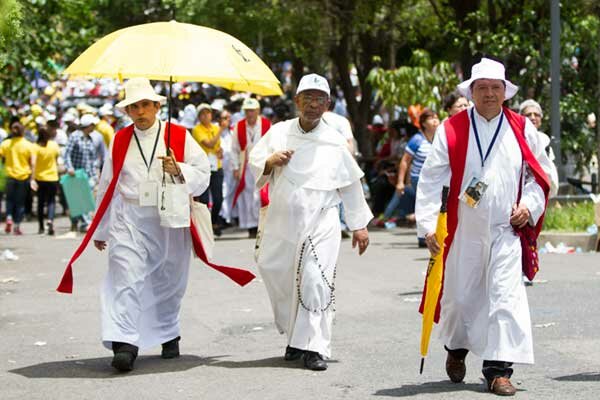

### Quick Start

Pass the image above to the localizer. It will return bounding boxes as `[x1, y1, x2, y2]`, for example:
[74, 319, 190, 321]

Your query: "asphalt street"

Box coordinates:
[1, 218, 599, 400]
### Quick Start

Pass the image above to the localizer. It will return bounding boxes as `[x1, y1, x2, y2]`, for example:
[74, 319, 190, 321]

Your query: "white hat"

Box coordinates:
[99, 103, 114, 117]
[296, 73, 330, 96]
[116, 77, 166, 108]
[197, 103, 212, 114]
[62, 113, 79, 124]
[80, 114, 99, 127]
[210, 99, 226, 112]
[457, 58, 518, 100]
[242, 97, 260, 110]
[35, 116, 47, 125]
[179, 104, 197, 129]
[372, 115, 384, 125]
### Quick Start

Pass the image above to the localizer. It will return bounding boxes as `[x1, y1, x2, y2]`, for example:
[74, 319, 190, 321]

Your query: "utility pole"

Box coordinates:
[550, 0, 563, 180]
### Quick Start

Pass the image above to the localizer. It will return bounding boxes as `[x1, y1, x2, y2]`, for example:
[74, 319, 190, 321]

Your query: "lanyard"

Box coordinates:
[470, 108, 503, 168]
[133, 120, 161, 173]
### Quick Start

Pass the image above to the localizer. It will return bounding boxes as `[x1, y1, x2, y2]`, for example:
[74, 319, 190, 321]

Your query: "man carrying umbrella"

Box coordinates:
[415, 58, 554, 395]
[58, 77, 211, 372]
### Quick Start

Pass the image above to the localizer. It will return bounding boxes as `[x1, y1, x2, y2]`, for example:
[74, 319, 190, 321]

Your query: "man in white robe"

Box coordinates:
[231, 98, 271, 238]
[249, 74, 372, 371]
[92, 78, 211, 372]
[416, 58, 554, 395]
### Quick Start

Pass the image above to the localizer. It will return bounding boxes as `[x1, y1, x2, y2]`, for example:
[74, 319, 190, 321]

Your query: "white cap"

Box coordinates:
[116, 77, 166, 108]
[242, 98, 260, 110]
[80, 114, 99, 127]
[372, 115, 384, 125]
[99, 103, 114, 117]
[35, 116, 47, 125]
[296, 73, 330, 96]
[457, 58, 518, 100]
[197, 103, 212, 114]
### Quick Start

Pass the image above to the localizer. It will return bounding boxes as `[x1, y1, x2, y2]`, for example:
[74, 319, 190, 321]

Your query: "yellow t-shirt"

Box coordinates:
[33, 140, 60, 181]
[96, 120, 115, 147]
[0, 136, 34, 180]
[192, 123, 222, 170]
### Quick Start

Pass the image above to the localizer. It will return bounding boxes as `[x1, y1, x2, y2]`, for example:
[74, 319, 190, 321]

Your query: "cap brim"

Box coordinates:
[116, 94, 166, 109]
[456, 78, 519, 100]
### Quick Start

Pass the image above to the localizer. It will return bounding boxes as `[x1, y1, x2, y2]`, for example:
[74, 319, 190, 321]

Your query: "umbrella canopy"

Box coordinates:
[419, 186, 449, 373]
[64, 20, 282, 96]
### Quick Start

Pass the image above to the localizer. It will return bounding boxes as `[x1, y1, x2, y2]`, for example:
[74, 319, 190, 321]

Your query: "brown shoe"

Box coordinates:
[489, 377, 516, 396]
[445, 352, 466, 383]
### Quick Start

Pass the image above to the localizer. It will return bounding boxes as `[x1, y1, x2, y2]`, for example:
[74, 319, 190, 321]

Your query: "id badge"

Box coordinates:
[460, 176, 488, 208]
[139, 181, 158, 206]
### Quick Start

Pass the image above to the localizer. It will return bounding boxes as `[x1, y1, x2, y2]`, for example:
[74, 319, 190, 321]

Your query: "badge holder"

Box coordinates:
[459, 176, 488, 208]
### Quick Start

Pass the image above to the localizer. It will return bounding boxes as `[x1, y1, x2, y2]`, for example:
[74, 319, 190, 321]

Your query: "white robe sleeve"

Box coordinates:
[338, 181, 373, 231]
[416, 124, 451, 238]
[248, 129, 276, 189]
[520, 120, 552, 225]
[179, 131, 211, 197]
[92, 139, 115, 242]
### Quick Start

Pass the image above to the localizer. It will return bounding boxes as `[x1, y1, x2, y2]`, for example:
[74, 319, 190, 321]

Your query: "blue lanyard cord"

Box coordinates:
[470, 108, 504, 168]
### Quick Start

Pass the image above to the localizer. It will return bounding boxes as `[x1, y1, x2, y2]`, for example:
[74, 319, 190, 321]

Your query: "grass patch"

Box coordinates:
[543, 201, 595, 232]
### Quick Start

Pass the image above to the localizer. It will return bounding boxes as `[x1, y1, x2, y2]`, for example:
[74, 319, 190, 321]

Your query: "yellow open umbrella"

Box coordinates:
[419, 186, 449, 373]
[64, 20, 282, 96]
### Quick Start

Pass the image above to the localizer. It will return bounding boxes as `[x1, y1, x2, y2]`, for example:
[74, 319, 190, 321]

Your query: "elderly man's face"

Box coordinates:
[294, 89, 330, 124]
[245, 108, 259, 125]
[471, 79, 505, 118]
[126, 100, 160, 130]
[522, 106, 542, 129]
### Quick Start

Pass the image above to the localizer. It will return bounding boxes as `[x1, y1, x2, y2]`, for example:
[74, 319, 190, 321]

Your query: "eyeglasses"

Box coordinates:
[300, 94, 328, 105]
[524, 112, 542, 118]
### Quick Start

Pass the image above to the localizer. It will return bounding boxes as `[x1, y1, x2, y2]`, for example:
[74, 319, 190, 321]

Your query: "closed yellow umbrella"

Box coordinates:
[64, 20, 282, 96]
[419, 186, 449, 373]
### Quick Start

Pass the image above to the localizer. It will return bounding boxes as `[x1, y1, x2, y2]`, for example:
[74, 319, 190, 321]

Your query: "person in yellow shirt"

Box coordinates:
[0, 118, 35, 235]
[191, 103, 224, 236]
[31, 126, 60, 235]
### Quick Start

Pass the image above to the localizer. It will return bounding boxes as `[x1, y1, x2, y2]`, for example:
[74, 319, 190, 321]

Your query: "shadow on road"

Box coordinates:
[210, 356, 338, 370]
[374, 380, 486, 397]
[553, 372, 600, 382]
[9, 354, 219, 379]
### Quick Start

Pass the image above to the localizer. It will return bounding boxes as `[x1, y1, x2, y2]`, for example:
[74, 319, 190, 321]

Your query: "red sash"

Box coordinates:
[418, 107, 550, 323]
[232, 117, 271, 208]
[57, 122, 255, 294]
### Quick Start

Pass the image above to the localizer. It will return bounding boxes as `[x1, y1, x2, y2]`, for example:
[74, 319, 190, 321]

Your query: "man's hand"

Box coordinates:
[264, 150, 294, 175]
[352, 228, 370, 255]
[425, 231, 441, 256]
[30, 180, 38, 192]
[396, 182, 405, 196]
[94, 240, 107, 251]
[158, 153, 181, 176]
[510, 203, 530, 228]
[233, 169, 240, 180]
[68, 169, 75, 176]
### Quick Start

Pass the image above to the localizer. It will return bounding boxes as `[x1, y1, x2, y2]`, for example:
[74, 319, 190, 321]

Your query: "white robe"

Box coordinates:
[416, 107, 554, 364]
[219, 128, 236, 223]
[231, 119, 265, 229]
[249, 118, 372, 358]
[93, 119, 210, 350]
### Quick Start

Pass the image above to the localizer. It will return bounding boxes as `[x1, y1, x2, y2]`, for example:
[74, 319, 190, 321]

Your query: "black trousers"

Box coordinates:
[36, 180, 58, 228]
[446, 347, 514, 381]
[195, 169, 224, 225]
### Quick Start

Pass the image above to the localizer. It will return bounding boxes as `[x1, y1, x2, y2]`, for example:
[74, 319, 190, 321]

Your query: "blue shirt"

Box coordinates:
[405, 132, 432, 181]
[64, 130, 98, 181]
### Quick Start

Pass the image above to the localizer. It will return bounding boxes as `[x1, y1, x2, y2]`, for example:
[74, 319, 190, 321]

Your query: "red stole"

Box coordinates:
[419, 107, 550, 323]
[57, 122, 255, 294]
[232, 116, 271, 208]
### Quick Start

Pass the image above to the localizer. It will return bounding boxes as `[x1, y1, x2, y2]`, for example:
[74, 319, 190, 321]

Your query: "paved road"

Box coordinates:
[1, 218, 599, 399]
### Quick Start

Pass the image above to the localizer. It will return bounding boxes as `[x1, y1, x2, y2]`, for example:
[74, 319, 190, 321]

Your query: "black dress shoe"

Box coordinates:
[446, 352, 467, 383]
[161, 336, 180, 359]
[111, 342, 138, 372]
[284, 345, 304, 361]
[303, 351, 327, 371]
